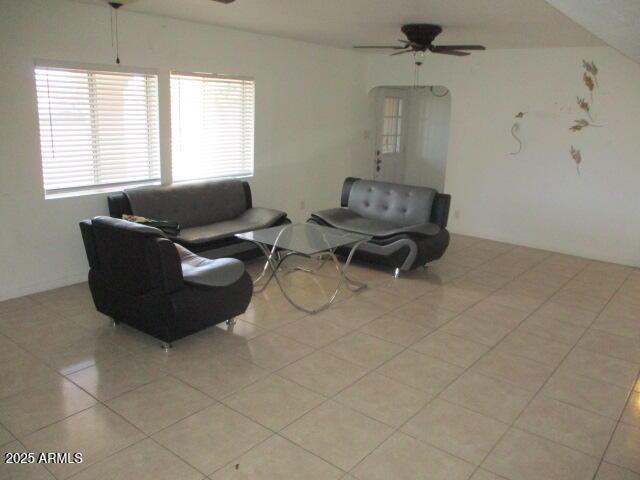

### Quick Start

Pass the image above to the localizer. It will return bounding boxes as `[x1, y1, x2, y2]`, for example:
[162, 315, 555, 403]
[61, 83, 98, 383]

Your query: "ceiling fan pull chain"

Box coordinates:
[110, 7, 114, 49]
[115, 7, 120, 64]
[108, 2, 122, 64]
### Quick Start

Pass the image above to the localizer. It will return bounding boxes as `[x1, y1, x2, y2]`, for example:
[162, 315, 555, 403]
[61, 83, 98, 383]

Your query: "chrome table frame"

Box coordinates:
[247, 228, 368, 314]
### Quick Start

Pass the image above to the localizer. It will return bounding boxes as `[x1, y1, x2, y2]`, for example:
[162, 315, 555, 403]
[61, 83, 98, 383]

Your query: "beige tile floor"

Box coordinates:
[0, 233, 639, 479]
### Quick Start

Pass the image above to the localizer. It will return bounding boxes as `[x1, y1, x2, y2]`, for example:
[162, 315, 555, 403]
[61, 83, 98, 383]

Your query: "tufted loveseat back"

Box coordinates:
[345, 178, 436, 227]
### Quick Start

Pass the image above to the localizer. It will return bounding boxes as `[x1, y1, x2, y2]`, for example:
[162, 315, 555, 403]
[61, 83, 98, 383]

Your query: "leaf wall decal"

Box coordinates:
[510, 112, 526, 155]
[583, 73, 595, 92]
[570, 119, 590, 132]
[570, 145, 582, 175]
[567, 60, 602, 175]
[576, 96, 593, 121]
[583, 60, 599, 86]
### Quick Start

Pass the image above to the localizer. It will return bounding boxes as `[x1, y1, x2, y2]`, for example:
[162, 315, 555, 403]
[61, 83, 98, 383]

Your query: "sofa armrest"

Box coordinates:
[430, 193, 451, 228]
[153, 238, 184, 294]
[107, 192, 132, 219]
[341, 177, 359, 207]
[242, 181, 253, 209]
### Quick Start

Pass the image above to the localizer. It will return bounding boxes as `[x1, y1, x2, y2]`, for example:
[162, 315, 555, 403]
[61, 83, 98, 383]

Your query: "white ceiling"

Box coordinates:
[78, 0, 603, 50]
[545, 0, 640, 63]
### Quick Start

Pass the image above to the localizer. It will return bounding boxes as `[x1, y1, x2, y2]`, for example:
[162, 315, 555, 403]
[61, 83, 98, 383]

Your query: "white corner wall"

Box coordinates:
[0, 0, 371, 301]
[367, 46, 640, 267]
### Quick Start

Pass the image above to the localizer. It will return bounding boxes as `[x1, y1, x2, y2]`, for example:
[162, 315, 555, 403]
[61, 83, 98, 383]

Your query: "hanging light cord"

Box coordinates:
[413, 53, 423, 88]
[109, 2, 122, 64]
[110, 7, 114, 48]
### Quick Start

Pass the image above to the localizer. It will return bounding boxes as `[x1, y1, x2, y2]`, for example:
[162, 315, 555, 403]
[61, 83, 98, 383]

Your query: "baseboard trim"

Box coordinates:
[448, 227, 639, 268]
[0, 271, 88, 303]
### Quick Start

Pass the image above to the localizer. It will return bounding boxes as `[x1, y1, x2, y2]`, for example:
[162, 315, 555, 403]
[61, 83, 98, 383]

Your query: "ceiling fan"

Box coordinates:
[354, 24, 485, 57]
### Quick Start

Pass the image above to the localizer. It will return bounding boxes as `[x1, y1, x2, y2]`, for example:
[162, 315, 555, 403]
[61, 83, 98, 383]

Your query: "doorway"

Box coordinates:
[374, 88, 408, 182]
[371, 85, 451, 191]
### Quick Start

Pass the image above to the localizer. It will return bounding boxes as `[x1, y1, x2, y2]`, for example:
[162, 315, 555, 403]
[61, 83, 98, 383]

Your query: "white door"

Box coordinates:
[374, 88, 407, 182]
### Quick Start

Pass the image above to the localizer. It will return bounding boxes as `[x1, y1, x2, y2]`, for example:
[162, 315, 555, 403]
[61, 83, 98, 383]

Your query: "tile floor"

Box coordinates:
[0, 233, 639, 479]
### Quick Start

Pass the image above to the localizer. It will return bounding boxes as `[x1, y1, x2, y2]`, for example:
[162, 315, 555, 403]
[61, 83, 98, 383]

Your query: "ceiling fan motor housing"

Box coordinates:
[401, 24, 443, 49]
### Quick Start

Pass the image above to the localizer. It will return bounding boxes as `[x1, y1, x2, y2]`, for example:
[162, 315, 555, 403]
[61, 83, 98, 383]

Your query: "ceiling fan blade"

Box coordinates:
[211, 0, 235, 3]
[432, 45, 486, 51]
[390, 49, 413, 56]
[353, 45, 407, 49]
[432, 49, 470, 56]
[398, 39, 424, 49]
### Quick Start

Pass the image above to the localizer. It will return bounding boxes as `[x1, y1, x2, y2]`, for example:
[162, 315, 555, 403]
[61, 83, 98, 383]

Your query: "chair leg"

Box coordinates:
[110, 318, 119, 327]
[393, 267, 401, 279]
[226, 318, 236, 327]
[161, 342, 172, 352]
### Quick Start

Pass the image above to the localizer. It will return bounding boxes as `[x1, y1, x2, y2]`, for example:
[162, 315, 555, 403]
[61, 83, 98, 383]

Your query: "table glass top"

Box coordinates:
[236, 223, 371, 255]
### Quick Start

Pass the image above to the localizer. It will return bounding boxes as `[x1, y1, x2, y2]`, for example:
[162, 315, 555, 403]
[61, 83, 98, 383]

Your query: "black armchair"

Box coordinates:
[79, 216, 253, 348]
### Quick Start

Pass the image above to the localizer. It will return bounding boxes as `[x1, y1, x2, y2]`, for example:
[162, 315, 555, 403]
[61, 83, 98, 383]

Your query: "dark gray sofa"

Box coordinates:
[108, 179, 289, 257]
[309, 177, 451, 273]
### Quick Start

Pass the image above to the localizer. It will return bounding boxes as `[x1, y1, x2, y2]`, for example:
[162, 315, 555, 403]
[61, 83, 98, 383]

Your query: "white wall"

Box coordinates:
[0, 0, 371, 301]
[367, 46, 640, 267]
[403, 87, 451, 191]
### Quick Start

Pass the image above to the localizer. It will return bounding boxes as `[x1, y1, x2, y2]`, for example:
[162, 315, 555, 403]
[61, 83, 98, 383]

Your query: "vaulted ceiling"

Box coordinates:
[545, 0, 640, 63]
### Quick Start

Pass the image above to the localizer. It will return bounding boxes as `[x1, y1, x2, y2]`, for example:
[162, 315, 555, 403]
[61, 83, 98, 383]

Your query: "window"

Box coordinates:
[381, 96, 403, 154]
[35, 64, 160, 197]
[171, 72, 254, 182]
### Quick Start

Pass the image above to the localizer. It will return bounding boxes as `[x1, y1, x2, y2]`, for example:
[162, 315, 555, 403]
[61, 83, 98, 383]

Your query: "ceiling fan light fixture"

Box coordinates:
[353, 24, 485, 60]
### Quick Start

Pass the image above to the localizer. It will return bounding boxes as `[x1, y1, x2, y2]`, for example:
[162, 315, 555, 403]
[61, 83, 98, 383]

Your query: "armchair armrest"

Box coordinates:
[79, 220, 99, 270]
[152, 238, 184, 294]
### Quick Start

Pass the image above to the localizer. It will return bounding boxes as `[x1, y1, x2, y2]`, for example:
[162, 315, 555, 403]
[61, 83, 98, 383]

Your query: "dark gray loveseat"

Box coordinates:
[108, 179, 289, 257]
[309, 177, 450, 273]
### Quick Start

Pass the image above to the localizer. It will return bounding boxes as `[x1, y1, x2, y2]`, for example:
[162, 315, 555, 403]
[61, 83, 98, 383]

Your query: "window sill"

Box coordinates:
[171, 173, 254, 185]
[45, 181, 161, 200]
[44, 173, 254, 200]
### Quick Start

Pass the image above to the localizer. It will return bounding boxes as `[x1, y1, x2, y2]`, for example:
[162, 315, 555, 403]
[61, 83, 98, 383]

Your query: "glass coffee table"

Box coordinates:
[236, 223, 371, 314]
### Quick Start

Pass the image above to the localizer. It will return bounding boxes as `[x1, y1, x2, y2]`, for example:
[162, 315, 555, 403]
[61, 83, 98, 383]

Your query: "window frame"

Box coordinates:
[170, 70, 256, 184]
[34, 60, 161, 199]
[381, 96, 403, 155]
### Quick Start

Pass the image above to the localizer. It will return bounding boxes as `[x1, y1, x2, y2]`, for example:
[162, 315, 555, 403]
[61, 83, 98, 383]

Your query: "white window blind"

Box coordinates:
[35, 65, 160, 196]
[171, 72, 254, 182]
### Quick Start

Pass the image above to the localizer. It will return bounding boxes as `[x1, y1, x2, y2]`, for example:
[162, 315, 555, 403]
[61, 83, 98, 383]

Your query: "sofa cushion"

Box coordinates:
[347, 179, 437, 227]
[125, 179, 247, 228]
[176, 244, 245, 287]
[175, 207, 287, 246]
[311, 208, 441, 238]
